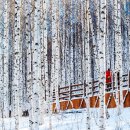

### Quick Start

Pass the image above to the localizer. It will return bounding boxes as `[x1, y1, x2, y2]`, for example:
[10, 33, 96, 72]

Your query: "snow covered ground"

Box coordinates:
[1, 108, 130, 130]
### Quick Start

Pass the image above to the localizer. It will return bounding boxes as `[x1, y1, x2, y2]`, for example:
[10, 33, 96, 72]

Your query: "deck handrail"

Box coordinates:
[53, 72, 130, 101]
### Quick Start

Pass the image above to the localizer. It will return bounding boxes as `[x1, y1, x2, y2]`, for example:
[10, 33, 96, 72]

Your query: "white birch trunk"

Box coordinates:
[70, 0, 74, 86]
[32, 0, 41, 129]
[0, 28, 3, 119]
[114, 0, 123, 129]
[39, 0, 45, 125]
[43, 0, 48, 115]
[51, 0, 60, 112]
[61, 1, 66, 87]
[86, 1, 93, 96]
[98, 0, 107, 129]
[85, 0, 90, 129]
[3, 0, 9, 119]
[25, 0, 33, 129]
[117, 0, 123, 109]
[114, 0, 123, 110]
[19, 0, 25, 117]
[13, 0, 21, 129]
[77, 0, 82, 84]
[0, 2, 4, 127]
[128, 2, 130, 71]
[96, 0, 101, 80]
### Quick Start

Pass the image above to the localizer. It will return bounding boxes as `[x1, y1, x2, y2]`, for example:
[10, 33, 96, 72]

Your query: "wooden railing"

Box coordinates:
[53, 71, 130, 101]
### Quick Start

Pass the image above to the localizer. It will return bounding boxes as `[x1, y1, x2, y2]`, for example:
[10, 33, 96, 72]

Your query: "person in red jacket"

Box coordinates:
[106, 68, 112, 91]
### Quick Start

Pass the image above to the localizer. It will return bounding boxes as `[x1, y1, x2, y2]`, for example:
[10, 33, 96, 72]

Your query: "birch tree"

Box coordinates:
[0, 1, 4, 128]
[54, 0, 60, 112]
[19, 0, 25, 117]
[114, 0, 123, 111]
[61, 0, 66, 87]
[32, 0, 41, 129]
[0, 22, 3, 119]
[114, 0, 123, 129]
[3, 0, 9, 119]
[98, 0, 107, 129]
[39, 0, 45, 125]
[70, 0, 74, 86]
[13, 0, 21, 129]
[42, 0, 47, 113]
[96, 0, 101, 81]
[25, 0, 34, 129]
[84, 0, 91, 129]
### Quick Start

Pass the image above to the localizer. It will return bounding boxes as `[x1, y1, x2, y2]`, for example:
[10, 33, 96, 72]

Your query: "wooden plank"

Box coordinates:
[123, 90, 130, 107]
[71, 83, 83, 87]
[52, 103, 56, 112]
[71, 93, 83, 97]
[105, 93, 116, 108]
[60, 101, 68, 111]
[80, 98, 86, 108]
[59, 91, 69, 94]
[71, 99, 82, 109]
[59, 96, 69, 99]
[122, 74, 128, 77]
[90, 96, 99, 108]
[67, 101, 73, 109]
[71, 88, 83, 92]
[60, 86, 69, 89]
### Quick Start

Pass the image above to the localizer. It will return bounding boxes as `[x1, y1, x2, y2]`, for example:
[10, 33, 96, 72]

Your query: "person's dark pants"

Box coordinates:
[106, 84, 111, 92]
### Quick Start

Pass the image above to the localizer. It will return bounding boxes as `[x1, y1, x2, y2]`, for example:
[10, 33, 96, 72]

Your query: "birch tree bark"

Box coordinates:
[51, 0, 56, 113]
[61, 0, 66, 87]
[39, 0, 45, 125]
[128, 13, 130, 70]
[19, 0, 25, 117]
[117, 0, 123, 109]
[87, 1, 93, 97]
[32, 0, 41, 129]
[8, 0, 15, 118]
[64, 0, 70, 86]
[25, 0, 34, 129]
[114, 0, 123, 129]
[96, 0, 101, 81]
[53, 0, 60, 112]
[0, 1, 4, 127]
[84, 0, 90, 129]
[98, 0, 107, 129]
[3, 0, 9, 119]
[114, 0, 123, 111]
[44, 0, 50, 117]
[13, 0, 21, 129]
[74, 0, 79, 84]
[58, 0, 64, 89]
[0, 22, 3, 119]
[127, 0, 130, 71]
[70, 0, 74, 86]
[77, 0, 82, 84]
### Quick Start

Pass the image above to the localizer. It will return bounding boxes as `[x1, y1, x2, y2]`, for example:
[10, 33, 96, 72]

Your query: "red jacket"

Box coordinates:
[106, 70, 112, 83]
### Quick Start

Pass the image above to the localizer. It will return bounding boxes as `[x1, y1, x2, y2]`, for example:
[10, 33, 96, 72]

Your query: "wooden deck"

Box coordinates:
[52, 72, 130, 112]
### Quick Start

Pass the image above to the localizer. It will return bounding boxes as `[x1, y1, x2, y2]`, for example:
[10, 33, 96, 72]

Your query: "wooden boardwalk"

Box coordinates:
[52, 72, 130, 111]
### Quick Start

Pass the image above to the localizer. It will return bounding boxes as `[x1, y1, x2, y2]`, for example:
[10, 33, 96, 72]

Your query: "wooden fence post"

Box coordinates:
[83, 80, 86, 97]
[129, 71, 130, 88]
[69, 83, 72, 100]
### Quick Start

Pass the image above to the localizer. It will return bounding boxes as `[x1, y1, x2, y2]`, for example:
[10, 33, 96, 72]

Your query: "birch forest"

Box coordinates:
[0, 0, 130, 130]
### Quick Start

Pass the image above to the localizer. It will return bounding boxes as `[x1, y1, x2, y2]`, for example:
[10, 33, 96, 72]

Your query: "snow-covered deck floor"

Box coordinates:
[1, 108, 130, 130]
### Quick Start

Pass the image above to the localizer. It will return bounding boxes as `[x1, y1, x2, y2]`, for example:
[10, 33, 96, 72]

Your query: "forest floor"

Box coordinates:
[0, 108, 130, 130]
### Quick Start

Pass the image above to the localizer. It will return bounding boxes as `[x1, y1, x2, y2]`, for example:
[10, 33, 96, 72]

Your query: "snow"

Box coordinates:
[1, 108, 130, 130]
